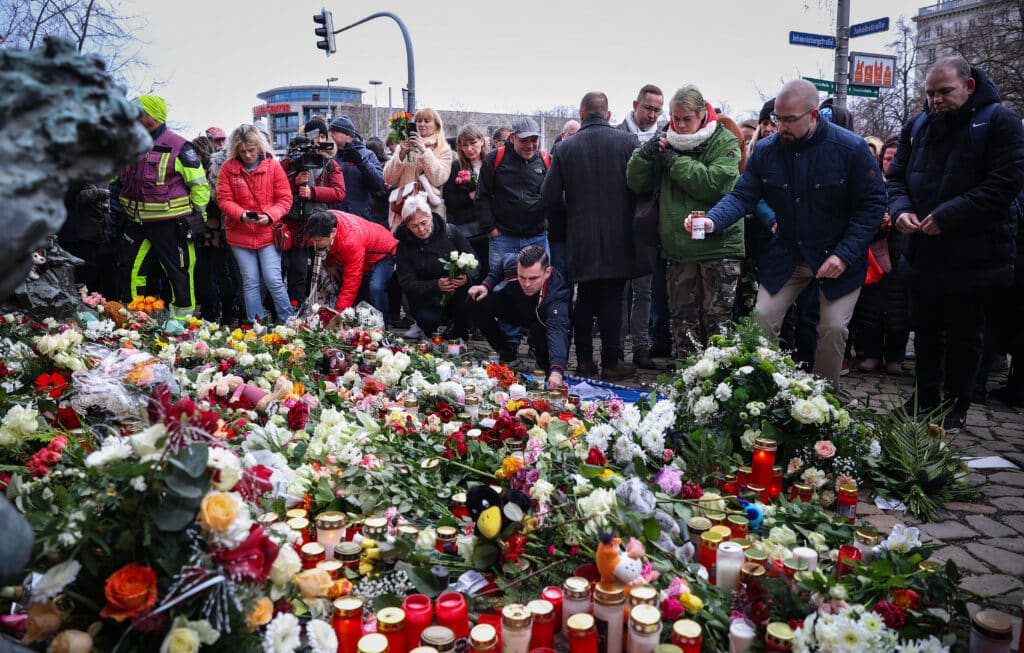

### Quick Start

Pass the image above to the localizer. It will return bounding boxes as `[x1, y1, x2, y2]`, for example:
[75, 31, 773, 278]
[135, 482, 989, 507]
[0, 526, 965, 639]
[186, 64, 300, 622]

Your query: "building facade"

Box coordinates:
[913, 0, 1021, 78]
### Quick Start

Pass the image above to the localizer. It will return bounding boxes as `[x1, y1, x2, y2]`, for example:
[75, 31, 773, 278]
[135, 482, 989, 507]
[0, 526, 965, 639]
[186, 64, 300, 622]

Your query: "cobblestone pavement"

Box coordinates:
[472, 334, 1024, 647]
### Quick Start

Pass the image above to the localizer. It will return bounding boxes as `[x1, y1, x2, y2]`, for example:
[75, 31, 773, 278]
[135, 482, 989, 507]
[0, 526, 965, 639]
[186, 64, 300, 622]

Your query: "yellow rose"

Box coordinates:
[159, 627, 199, 653]
[247, 597, 273, 631]
[295, 568, 333, 600]
[198, 492, 240, 533]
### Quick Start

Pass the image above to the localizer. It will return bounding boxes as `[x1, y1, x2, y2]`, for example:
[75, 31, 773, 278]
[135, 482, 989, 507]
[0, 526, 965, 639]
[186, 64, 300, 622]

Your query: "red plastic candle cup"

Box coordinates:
[478, 612, 502, 652]
[334, 597, 365, 653]
[769, 466, 783, 499]
[436, 591, 470, 640]
[541, 586, 564, 634]
[402, 594, 434, 648]
[836, 544, 861, 577]
[527, 600, 556, 650]
[751, 438, 777, 493]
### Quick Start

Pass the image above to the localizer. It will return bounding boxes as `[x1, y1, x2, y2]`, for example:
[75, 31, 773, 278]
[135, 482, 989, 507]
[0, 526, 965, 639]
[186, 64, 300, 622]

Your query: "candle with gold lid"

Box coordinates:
[470, 623, 497, 653]
[316, 558, 343, 580]
[286, 507, 308, 521]
[287, 516, 311, 545]
[300, 542, 326, 569]
[562, 576, 592, 632]
[626, 604, 661, 653]
[764, 622, 794, 651]
[316, 511, 346, 558]
[464, 396, 480, 420]
[751, 438, 777, 495]
[501, 604, 533, 653]
[671, 619, 702, 653]
[358, 634, 389, 653]
[567, 613, 598, 653]
[363, 516, 388, 540]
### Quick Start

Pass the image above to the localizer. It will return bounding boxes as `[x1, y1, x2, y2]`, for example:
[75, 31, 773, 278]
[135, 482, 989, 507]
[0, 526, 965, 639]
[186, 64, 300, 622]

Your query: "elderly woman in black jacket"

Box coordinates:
[395, 193, 480, 339]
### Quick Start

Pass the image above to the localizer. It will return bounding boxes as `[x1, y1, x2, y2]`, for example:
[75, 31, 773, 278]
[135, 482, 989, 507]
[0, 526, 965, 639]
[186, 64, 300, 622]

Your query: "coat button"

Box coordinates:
[795, 197, 801, 203]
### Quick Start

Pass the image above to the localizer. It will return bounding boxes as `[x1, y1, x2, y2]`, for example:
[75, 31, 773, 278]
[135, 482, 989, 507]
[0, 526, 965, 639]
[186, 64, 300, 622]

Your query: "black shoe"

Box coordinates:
[972, 385, 988, 406]
[633, 347, 659, 370]
[389, 315, 413, 329]
[901, 398, 939, 417]
[941, 411, 967, 434]
[649, 342, 673, 358]
[576, 360, 599, 377]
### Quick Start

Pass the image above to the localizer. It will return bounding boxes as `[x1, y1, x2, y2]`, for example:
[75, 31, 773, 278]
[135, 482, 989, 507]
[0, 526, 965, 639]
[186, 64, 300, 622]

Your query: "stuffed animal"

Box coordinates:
[26, 249, 45, 281]
[465, 485, 531, 540]
[596, 532, 622, 585]
[198, 374, 294, 413]
[613, 537, 645, 585]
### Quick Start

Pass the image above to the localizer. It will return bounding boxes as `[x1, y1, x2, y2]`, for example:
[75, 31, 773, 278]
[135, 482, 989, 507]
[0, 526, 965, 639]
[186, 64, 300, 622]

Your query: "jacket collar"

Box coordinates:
[580, 113, 611, 130]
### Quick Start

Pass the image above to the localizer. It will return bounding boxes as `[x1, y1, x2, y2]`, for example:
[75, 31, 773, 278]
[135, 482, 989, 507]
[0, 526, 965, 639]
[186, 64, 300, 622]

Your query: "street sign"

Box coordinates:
[803, 77, 836, 93]
[851, 17, 890, 38]
[849, 85, 880, 98]
[789, 31, 836, 49]
[850, 51, 897, 87]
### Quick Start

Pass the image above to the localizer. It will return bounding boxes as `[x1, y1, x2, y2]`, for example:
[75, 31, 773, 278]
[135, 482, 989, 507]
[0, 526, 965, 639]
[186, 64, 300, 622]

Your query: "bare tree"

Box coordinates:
[0, 0, 147, 85]
[946, 0, 1024, 114]
[850, 17, 923, 138]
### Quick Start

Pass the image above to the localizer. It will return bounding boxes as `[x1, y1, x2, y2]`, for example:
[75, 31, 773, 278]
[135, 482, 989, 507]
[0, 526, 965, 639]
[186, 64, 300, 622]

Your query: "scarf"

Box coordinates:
[664, 101, 719, 152]
[623, 112, 660, 144]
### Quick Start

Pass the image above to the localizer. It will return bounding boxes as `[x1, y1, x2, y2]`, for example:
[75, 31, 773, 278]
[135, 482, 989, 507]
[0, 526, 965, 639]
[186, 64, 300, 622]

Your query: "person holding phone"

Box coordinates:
[216, 124, 295, 324]
[383, 107, 452, 229]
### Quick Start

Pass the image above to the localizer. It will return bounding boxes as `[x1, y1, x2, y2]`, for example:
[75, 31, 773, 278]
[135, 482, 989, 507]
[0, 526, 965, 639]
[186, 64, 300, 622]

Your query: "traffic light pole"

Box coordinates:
[334, 12, 416, 114]
[833, 0, 851, 110]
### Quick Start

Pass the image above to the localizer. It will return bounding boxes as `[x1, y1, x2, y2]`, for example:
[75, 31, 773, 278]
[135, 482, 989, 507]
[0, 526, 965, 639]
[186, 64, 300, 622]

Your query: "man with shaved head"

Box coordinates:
[696, 79, 886, 386]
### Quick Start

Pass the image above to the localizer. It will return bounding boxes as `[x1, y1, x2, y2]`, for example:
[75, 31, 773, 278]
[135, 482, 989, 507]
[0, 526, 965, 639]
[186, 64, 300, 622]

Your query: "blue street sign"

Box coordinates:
[851, 17, 890, 38]
[789, 31, 837, 49]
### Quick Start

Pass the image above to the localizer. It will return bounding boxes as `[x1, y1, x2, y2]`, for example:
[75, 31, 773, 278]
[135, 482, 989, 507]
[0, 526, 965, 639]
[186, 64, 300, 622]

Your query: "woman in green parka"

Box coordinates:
[626, 84, 742, 356]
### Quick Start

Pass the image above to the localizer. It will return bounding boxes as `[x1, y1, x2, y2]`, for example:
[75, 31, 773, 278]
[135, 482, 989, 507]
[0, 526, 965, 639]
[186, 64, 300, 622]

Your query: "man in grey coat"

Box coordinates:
[542, 91, 641, 380]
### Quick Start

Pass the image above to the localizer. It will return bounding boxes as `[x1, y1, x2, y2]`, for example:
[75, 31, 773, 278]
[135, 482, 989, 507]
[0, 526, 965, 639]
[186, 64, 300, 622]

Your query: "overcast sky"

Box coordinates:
[124, 0, 929, 137]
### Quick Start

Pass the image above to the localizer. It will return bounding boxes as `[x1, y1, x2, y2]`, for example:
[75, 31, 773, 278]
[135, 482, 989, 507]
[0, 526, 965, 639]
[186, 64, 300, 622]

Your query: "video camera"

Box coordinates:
[287, 131, 334, 172]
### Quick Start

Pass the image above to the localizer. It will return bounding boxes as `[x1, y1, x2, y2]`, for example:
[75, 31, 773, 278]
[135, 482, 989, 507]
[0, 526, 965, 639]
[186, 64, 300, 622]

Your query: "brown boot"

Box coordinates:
[633, 347, 659, 370]
[601, 362, 636, 381]
[576, 360, 599, 377]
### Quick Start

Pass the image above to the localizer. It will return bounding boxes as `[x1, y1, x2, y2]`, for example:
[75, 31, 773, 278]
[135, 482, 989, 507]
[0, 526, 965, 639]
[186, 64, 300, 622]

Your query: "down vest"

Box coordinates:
[886, 66, 1024, 294]
[217, 157, 293, 250]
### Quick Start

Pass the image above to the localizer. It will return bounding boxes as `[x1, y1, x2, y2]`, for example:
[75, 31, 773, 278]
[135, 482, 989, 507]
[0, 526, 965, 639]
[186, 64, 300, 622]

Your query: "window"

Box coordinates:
[936, 24, 943, 37]
[273, 114, 299, 130]
[923, 26, 931, 38]
[312, 93, 321, 101]
[928, 48, 936, 63]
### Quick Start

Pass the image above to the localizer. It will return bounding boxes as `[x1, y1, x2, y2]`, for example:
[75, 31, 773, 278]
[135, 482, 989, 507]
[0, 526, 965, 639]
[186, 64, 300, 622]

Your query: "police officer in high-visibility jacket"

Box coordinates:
[112, 95, 210, 319]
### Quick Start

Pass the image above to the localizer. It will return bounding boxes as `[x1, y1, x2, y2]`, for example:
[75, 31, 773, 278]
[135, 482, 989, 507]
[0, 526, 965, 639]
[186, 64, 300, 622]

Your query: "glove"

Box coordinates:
[641, 136, 662, 157]
[340, 147, 362, 164]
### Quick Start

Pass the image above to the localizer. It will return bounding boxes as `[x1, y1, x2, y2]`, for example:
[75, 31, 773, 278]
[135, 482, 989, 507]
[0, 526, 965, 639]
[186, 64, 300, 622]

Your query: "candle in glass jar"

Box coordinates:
[436, 526, 458, 555]
[751, 438, 777, 493]
[716, 541, 745, 592]
[671, 619, 702, 653]
[769, 466, 783, 499]
[837, 482, 858, 524]
[836, 544, 861, 577]
[421, 626, 456, 653]
[567, 613, 598, 653]
[593, 583, 625, 653]
[727, 514, 749, 540]
[300, 542, 326, 569]
[334, 597, 365, 653]
[736, 466, 752, 493]
[316, 511, 346, 558]
[790, 483, 812, 502]
[562, 576, 592, 632]
[527, 599, 556, 650]
[287, 517, 311, 547]
[376, 607, 406, 653]
[451, 492, 469, 520]
[969, 609, 1013, 653]
[359, 633, 389, 653]
[317, 558, 343, 580]
[470, 623, 498, 653]
[699, 531, 723, 581]
[501, 604, 533, 653]
[626, 604, 661, 653]
[853, 528, 880, 563]
[728, 620, 756, 653]
[791, 546, 819, 572]
[447, 340, 462, 357]
[431, 332, 444, 345]
[402, 594, 434, 649]
[764, 622, 794, 651]
[465, 396, 480, 420]
[722, 473, 738, 497]
[686, 516, 711, 551]
[541, 586, 564, 634]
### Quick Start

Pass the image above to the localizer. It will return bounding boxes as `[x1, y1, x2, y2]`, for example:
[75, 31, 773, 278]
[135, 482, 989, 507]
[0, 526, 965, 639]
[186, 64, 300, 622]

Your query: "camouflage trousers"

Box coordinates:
[668, 259, 741, 356]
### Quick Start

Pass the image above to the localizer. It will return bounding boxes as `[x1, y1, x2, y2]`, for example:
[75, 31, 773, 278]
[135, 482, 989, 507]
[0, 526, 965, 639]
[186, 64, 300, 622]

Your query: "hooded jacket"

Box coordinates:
[886, 66, 1024, 294]
[217, 157, 293, 250]
[322, 210, 398, 310]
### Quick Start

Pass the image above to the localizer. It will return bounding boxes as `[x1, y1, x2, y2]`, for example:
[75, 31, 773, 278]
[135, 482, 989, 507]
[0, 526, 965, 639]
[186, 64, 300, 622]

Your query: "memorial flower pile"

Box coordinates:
[0, 305, 975, 651]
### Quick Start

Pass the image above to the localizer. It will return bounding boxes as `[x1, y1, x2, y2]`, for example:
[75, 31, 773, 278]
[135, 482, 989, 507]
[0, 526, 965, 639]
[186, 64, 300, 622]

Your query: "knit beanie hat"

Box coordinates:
[758, 98, 775, 124]
[135, 95, 167, 123]
[304, 118, 329, 138]
[329, 116, 358, 137]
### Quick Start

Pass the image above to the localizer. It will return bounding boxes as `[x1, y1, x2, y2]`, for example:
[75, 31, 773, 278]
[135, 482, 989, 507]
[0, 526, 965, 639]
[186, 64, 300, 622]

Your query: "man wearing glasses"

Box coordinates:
[694, 79, 885, 386]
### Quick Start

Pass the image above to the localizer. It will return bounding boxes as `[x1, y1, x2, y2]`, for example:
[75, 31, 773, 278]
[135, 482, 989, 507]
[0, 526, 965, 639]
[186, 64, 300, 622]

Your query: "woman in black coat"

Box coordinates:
[395, 193, 480, 339]
[442, 125, 490, 278]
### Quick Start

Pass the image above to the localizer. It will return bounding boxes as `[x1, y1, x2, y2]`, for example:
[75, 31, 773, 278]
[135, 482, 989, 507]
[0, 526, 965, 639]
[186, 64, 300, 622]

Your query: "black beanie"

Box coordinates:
[758, 98, 776, 124]
[303, 118, 329, 138]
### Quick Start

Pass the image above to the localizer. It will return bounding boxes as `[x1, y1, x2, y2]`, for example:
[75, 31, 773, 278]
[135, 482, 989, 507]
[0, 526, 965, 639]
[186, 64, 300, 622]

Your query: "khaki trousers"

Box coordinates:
[755, 263, 860, 386]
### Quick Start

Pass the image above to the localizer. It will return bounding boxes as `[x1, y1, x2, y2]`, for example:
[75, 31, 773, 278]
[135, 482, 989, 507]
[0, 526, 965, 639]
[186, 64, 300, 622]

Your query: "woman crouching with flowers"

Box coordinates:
[394, 192, 480, 339]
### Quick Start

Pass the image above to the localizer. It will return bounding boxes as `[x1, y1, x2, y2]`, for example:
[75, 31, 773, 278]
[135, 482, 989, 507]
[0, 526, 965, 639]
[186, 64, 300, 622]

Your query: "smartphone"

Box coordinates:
[244, 211, 258, 221]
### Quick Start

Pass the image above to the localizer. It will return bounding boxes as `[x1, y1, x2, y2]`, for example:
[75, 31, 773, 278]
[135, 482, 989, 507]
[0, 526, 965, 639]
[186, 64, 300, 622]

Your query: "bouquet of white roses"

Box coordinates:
[438, 250, 478, 306]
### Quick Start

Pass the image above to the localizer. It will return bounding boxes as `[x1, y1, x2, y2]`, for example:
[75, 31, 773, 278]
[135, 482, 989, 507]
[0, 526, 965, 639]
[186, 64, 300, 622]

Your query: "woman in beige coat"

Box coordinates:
[383, 107, 452, 229]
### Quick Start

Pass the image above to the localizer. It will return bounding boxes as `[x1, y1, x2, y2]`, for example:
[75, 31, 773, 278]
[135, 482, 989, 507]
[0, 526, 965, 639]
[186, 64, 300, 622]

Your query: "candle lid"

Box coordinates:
[470, 623, 497, 648]
[501, 603, 533, 628]
[420, 626, 456, 647]
[286, 516, 309, 530]
[376, 606, 405, 631]
[594, 581, 626, 605]
[421, 458, 440, 470]
[727, 514, 748, 526]
[709, 525, 732, 540]
[672, 619, 701, 639]
[404, 398, 419, 407]
[436, 525, 458, 540]
[451, 492, 467, 504]
[566, 613, 595, 632]
[705, 510, 726, 523]
[317, 559, 342, 575]
[740, 561, 766, 579]
[655, 646, 682, 653]
[724, 472, 737, 482]
[563, 576, 591, 599]
[363, 516, 388, 530]
[628, 585, 658, 605]
[753, 437, 777, 451]
[686, 516, 712, 531]
[526, 599, 554, 619]
[257, 511, 279, 525]
[316, 511, 346, 529]
[410, 648, 439, 653]
[335, 541, 362, 558]
[855, 528, 880, 544]
[700, 530, 723, 545]
[783, 557, 809, 572]
[465, 396, 480, 405]
[731, 538, 750, 550]
[467, 428, 482, 438]
[358, 634, 389, 653]
[286, 508, 308, 520]
[766, 622, 794, 641]
[793, 482, 812, 492]
[333, 596, 364, 618]
[839, 482, 858, 493]
[541, 586, 563, 600]
[738, 465, 752, 474]
[397, 524, 419, 537]
[972, 610, 1012, 640]
[918, 560, 941, 573]
[301, 542, 325, 556]
[744, 549, 768, 562]
[629, 604, 661, 632]
[746, 484, 765, 494]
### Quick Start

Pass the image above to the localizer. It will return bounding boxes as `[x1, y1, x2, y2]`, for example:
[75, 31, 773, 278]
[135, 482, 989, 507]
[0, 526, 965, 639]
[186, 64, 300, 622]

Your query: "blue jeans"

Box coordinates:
[489, 234, 549, 342]
[231, 244, 294, 323]
[357, 256, 395, 317]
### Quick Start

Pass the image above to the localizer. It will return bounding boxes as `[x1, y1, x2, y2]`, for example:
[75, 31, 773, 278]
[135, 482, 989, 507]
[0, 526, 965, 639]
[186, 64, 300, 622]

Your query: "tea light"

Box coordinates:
[791, 546, 818, 572]
[447, 340, 462, 357]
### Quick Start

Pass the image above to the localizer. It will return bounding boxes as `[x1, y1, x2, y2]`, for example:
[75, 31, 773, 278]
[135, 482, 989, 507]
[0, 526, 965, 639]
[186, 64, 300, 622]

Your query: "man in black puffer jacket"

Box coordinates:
[887, 56, 1024, 432]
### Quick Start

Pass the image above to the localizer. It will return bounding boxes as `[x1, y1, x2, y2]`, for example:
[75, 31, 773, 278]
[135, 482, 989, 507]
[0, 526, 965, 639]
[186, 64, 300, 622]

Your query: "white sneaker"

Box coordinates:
[402, 322, 424, 339]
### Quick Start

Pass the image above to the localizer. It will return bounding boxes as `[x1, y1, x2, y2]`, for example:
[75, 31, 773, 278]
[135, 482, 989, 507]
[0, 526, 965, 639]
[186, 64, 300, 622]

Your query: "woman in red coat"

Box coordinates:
[217, 124, 294, 323]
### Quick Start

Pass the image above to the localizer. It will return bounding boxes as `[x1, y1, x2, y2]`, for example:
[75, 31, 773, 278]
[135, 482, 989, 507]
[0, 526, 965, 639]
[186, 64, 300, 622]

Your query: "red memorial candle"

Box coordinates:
[435, 592, 470, 640]
[751, 438, 777, 496]
[402, 594, 434, 650]
[334, 597, 365, 653]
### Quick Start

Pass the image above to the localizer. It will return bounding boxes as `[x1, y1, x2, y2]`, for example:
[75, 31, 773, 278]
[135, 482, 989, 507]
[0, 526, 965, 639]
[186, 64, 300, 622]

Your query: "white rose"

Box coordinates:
[270, 544, 302, 586]
[160, 627, 200, 653]
[694, 358, 716, 378]
[131, 423, 168, 457]
[530, 479, 556, 504]
[417, 526, 437, 550]
[790, 399, 821, 425]
[3, 405, 39, 437]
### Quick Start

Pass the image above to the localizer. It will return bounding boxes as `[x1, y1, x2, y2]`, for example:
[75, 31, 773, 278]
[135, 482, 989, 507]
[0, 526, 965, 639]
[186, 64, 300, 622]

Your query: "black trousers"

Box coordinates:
[409, 287, 472, 339]
[471, 290, 550, 370]
[282, 245, 310, 304]
[574, 278, 627, 369]
[911, 289, 987, 413]
[119, 219, 197, 309]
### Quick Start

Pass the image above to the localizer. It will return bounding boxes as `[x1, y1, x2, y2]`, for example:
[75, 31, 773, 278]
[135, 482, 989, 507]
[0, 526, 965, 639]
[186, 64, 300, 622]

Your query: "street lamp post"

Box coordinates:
[330, 12, 415, 113]
[369, 80, 382, 138]
[325, 76, 338, 120]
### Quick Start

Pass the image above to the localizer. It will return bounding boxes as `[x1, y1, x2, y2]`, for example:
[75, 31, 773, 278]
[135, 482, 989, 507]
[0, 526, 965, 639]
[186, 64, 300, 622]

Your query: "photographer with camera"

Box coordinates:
[280, 118, 346, 304]
[328, 116, 385, 225]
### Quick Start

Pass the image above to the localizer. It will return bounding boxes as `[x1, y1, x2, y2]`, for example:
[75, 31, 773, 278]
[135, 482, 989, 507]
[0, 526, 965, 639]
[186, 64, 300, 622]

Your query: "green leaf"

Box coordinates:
[642, 517, 661, 542]
[373, 594, 403, 611]
[405, 567, 447, 597]
[472, 541, 501, 569]
[167, 443, 209, 478]
[580, 464, 606, 479]
[164, 469, 205, 499]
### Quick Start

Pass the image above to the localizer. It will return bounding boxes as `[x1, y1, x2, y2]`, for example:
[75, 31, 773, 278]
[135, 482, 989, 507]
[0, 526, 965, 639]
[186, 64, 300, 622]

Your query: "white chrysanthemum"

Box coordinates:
[736, 365, 754, 375]
[801, 467, 827, 488]
[585, 424, 614, 452]
[85, 436, 133, 468]
[715, 382, 733, 401]
[417, 526, 437, 550]
[131, 476, 148, 492]
[30, 560, 80, 604]
[640, 428, 665, 456]
[263, 613, 301, 653]
[611, 435, 642, 465]
[692, 395, 719, 421]
[530, 479, 555, 504]
[791, 398, 821, 424]
[237, 353, 255, 367]
[306, 619, 338, 653]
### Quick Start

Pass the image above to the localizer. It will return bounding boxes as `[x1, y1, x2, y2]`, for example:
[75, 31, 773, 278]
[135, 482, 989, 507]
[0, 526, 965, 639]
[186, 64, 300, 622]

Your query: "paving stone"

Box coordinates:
[930, 545, 990, 574]
[988, 537, 1024, 554]
[992, 496, 1024, 512]
[983, 484, 1023, 497]
[920, 521, 979, 540]
[963, 543, 1024, 576]
[1005, 514, 1024, 535]
[857, 501, 882, 516]
[982, 441, 1024, 454]
[966, 472, 988, 487]
[959, 574, 1024, 598]
[942, 501, 997, 514]
[863, 514, 912, 533]
[965, 515, 1017, 538]
[989, 471, 1024, 486]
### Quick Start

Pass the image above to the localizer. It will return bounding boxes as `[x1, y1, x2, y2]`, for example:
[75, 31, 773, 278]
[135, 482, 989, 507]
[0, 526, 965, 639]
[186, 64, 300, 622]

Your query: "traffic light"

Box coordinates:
[314, 8, 336, 56]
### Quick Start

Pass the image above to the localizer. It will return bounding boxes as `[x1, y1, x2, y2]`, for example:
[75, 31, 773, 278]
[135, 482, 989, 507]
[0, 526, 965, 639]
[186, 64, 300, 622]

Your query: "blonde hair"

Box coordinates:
[670, 85, 706, 114]
[863, 136, 883, 159]
[227, 124, 273, 161]
[414, 107, 451, 156]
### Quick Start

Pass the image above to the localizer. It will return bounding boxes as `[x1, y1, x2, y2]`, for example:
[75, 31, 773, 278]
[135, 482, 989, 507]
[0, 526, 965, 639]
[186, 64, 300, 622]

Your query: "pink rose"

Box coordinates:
[814, 440, 836, 459]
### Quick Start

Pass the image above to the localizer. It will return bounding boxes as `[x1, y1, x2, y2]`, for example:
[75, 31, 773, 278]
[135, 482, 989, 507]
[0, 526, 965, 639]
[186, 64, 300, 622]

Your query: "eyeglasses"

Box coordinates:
[639, 104, 662, 115]
[770, 108, 814, 125]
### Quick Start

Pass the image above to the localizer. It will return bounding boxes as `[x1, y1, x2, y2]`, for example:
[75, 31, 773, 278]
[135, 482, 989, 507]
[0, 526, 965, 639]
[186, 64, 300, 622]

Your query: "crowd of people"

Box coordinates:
[58, 55, 1024, 426]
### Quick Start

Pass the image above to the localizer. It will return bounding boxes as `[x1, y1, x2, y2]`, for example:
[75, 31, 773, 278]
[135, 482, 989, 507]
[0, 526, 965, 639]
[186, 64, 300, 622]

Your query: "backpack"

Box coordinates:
[492, 146, 551, 171]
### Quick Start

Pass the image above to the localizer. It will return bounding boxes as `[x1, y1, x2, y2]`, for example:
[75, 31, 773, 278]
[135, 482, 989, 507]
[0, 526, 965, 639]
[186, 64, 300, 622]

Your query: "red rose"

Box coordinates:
[237, 465, 275, 501]
[585, 448, 607, 467]
[891, 588, 921, 611]
[214, 525, 279, 583]
[660, 597, 685, 622]
[287, 402, 310, 430]
[55, 406, 81, 430]
[872, 600, 906, 629]
[433, 401, 455, 423]
[100, 563, 158, 622]
[679, 482, 704, 500]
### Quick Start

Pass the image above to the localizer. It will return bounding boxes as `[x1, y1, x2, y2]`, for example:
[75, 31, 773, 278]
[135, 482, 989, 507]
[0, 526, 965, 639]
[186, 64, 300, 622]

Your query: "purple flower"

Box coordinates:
[653, 468, 683, 496]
